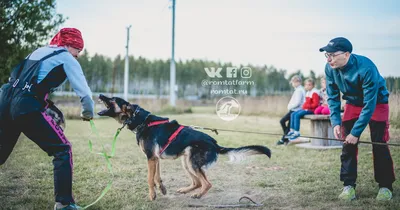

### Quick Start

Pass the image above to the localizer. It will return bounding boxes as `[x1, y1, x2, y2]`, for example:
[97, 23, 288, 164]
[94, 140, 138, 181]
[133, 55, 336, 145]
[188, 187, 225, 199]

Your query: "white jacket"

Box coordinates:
[287, 85, 305, 111]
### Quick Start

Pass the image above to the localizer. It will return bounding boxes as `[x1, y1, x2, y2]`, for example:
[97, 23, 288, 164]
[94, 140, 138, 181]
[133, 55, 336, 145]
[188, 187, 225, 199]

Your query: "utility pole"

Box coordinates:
[124, 25, 132, 101]
[111, 62, 116, 97]
[169, 0, 177, 106]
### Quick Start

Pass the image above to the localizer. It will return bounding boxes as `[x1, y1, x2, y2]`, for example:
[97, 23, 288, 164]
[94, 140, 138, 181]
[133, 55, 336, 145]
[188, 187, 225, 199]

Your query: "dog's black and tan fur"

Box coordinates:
[97, 94, 271, 200]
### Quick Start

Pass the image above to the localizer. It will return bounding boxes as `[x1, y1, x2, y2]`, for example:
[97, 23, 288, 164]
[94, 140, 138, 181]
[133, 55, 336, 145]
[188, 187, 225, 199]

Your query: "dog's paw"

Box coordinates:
[177, 184, 201, 194]
[159, 184, 167, 195]
[177, 187, 188, 194]
[149, 191, 156, 201]
[190, 193, 202, 199]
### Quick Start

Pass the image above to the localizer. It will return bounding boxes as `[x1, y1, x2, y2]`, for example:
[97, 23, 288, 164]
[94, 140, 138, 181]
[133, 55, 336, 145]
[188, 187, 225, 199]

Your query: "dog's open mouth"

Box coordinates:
[97, 94, 113, 116]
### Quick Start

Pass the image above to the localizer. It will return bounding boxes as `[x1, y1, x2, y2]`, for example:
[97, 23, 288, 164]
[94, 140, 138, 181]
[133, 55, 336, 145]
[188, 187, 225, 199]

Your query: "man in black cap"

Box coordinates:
[320, 37, 395, 201]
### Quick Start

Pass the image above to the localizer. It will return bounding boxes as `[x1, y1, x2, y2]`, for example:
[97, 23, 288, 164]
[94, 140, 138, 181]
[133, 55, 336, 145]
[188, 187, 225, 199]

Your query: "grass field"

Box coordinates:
[1, 112, 400, 210]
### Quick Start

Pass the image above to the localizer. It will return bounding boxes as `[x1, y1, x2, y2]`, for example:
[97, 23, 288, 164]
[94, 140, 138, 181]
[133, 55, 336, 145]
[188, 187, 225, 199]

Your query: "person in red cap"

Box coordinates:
[49, 28, 85, 58]
[0, 27, 93, 210]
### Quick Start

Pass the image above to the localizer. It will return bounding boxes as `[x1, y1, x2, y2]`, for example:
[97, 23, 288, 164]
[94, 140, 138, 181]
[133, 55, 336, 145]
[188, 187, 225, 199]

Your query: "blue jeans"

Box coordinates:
[290, 110, 313, 131]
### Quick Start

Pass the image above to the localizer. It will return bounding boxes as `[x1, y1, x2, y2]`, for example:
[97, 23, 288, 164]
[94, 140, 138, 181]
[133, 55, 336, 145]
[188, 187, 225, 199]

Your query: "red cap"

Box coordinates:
[50, 28, 84, 50]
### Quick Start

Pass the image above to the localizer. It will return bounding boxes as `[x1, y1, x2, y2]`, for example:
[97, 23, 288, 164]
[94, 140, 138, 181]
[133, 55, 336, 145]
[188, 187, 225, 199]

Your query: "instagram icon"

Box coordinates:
[241, 67, 252, 78]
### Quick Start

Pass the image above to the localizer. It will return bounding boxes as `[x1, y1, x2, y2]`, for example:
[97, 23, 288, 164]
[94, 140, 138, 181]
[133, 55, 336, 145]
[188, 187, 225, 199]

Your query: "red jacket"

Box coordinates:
[302, 88, 320, 112]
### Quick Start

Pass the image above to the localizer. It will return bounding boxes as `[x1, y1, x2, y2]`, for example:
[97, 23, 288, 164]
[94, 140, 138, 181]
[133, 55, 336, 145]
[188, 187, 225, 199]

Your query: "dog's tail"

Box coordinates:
[217, 145, 271, 161]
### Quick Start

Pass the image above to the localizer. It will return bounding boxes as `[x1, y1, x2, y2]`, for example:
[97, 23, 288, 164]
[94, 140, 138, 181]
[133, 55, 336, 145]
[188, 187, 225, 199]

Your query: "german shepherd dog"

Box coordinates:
[97, 94, 271, 200]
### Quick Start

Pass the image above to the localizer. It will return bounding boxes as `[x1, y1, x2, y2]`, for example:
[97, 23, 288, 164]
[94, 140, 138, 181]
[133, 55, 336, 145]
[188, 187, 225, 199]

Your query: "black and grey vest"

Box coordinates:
[0, 49, 67, 121]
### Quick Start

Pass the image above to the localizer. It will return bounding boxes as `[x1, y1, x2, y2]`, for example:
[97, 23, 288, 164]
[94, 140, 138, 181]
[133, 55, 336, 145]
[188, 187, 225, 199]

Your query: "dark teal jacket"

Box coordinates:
[325, 54, 389, 137]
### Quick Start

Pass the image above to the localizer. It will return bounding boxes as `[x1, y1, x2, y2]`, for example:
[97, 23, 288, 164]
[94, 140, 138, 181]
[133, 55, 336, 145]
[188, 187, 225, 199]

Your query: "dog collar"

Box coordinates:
[119, 105, 147, 132]
[130, 113, 151, 133]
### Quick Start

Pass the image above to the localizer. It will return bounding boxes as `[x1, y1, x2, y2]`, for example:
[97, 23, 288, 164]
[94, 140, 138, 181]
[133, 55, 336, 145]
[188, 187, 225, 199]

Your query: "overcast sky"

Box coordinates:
[57, 0, 400, 76]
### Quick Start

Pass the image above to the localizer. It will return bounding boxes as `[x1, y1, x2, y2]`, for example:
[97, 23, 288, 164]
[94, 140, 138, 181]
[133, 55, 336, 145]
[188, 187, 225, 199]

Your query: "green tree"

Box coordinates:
[0, 0, 65, 84]
[308, 70, 316, 81]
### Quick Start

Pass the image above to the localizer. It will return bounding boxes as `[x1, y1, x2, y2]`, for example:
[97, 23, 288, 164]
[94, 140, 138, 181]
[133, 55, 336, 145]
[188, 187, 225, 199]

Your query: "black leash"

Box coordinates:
[188, 196, 262, 208]
[189, 125, 400, 147]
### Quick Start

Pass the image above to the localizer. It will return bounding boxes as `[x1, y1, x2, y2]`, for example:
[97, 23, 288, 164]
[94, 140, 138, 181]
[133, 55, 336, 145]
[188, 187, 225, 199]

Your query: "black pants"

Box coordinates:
[340, 119, 395, 191]
[279, 111, 293, 140]
[0, 111, 74, 205]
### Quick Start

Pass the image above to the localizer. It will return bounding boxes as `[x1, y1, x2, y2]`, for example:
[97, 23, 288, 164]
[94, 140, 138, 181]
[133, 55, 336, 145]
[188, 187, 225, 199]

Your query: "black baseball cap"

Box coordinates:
[319, 37, 353, 53]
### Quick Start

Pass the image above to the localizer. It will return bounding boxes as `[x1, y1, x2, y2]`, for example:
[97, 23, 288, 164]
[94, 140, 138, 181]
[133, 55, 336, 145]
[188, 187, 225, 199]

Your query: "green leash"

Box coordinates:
[82, 120, 122, 209]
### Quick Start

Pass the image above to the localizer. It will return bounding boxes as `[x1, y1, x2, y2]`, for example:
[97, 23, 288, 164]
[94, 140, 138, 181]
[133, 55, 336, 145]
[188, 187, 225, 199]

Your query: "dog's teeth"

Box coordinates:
[103, 101, 109, 108]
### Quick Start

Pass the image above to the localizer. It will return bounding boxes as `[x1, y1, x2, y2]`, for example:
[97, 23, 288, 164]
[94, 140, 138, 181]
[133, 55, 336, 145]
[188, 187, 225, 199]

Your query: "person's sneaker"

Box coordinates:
[376, 187, 392, 201]
[288, 131, 300, 141]
[276, 139, 286, 145]
[338, 185, 356, 201]
[286, 130, 295, 137]
[54, 202, 82, 210]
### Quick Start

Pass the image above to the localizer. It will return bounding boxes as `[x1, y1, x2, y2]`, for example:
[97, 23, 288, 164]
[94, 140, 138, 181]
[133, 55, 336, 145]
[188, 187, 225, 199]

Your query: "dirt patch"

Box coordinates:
[146, 156, 274, 210]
